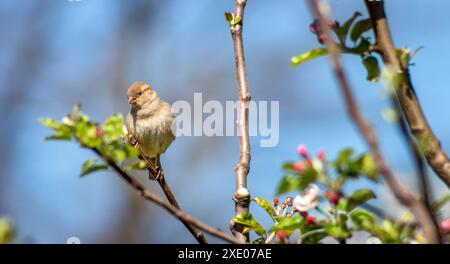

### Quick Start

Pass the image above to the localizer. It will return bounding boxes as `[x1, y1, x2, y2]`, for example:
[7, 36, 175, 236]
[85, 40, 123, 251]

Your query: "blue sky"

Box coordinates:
[1, 0, 450, 243]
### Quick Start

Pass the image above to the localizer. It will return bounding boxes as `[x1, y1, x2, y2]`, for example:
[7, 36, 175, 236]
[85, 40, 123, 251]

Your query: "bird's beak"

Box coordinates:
[128, 97, 136, 105]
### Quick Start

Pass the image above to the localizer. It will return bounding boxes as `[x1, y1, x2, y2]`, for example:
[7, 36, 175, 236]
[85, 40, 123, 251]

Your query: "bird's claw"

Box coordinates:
[128, 134, 140, 149]
[154, 169, 163, 181]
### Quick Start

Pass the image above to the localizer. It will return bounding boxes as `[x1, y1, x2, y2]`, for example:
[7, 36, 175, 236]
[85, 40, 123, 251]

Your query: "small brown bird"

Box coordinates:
[125, 82, 176, 179]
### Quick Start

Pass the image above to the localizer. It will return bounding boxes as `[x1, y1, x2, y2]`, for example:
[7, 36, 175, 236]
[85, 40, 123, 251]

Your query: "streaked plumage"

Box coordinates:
[125, 82, 175, 159]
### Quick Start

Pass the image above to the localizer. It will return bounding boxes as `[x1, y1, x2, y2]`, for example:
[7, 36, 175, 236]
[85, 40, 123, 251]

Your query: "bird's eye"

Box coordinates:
[138, 91, 143, 95]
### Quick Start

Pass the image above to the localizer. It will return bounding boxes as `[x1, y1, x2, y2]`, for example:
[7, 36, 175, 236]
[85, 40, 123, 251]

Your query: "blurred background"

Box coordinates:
[0, 0, 449, 243]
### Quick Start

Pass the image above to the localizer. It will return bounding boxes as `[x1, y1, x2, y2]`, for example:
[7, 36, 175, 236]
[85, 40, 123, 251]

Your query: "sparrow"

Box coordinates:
[125, 82, 176, 179]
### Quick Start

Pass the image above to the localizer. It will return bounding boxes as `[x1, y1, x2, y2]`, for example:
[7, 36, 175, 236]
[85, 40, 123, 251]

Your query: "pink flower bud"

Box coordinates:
[293, 162, 306, 173]
[297, 144, 308, 157]
[277, 230, 287, 240]
[286, 197, 294, 206]
[310, 19, 337, 35]
[309, 19, 320, 33]
[318, 150, 327, 161]
[95, 124, 104, 138]
[318, 34, 329, 44]
[272, 197, 279, 207]
[306, 215, 316, 225]
[325, 189, 341, 205]
[440, 218, 450, 234]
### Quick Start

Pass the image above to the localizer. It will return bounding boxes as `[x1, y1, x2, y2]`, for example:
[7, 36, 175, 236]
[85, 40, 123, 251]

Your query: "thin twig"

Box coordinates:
[308, 0, 440, 243]
[365, 0, 450, 189]
[89, 148, 242, 244]
[138, 152, 208, 244]
[228, 0, 252, 243]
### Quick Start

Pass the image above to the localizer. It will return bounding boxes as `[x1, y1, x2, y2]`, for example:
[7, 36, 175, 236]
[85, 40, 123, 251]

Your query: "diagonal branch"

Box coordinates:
[365, 0, 450, 189]
[227, 0, 252, 243]
[391, 98, 442, 242]
[137, 151, 208, 244]
[89, 147, 242, 244]
[308, 0, 440, 243]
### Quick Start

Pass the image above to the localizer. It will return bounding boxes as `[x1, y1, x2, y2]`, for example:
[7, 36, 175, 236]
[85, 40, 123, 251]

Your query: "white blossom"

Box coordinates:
[293, 184, 320, 212]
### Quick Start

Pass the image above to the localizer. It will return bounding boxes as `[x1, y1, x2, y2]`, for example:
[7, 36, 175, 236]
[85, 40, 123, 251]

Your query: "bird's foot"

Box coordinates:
[153, 159, 163, 181]
[128, 134, 140, 149]
[154, 168, 163, 181]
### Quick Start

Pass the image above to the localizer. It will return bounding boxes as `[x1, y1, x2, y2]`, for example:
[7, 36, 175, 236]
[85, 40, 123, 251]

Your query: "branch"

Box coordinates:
[365, 0, 450, 189]
[227, 0, 252, 243]
[138, 152, 208, 244]
[308, 0, 440, 243]
[89, 148, 242, 244]
[390, 98, 442, 242]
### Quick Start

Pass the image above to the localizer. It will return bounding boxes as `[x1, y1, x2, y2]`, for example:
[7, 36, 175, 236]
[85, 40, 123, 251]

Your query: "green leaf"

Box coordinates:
[76, 121, 101, 148]
[233, 212, 266, 236]
[291, 48, 329, 67]
[382, 220, 402, 242]
[301, 229, 328, 244]
[102, 114, 124, 143]
[362, 56, 381, 82]
[276, 175, 300, 195]
[224, 12, 233, 23]
[40, 118, 72, 140]
[360, 154, 379, 180]
[348, 38, 371, 53]
[337, 198, 349, 211]
[399, 212, 414, 224]
[335, 148, 354, 165]
[233, 16, 241, 25]
[124, 144, 140, 159]
[334, 149, 380, 181]
[271, 216, 304, 232]
[130, 160, 148, 170]
[432, 193, 450, 212]
[350, 19, 372, 42]
[110, 149, 127, 163]
[298, 166, 318, 190]
[350, 208, 378, 230]
[396, 48, 411, 69]
[334, 148, 359, 178]
[276, 166, 318, 195]
[395, 46, 422, 68]
[325, 214, 350, 240]
[253, 197, 276, 219]
[282, 162, 294, 172]
[40, 118, 61, 130]
[345, 189, 376, 211]
[224, 12, 241, 26]
[325, 221, 351, 239]
[252, 237, 265, 244]
[81, 158, 108, 176]
[350, 211, 401, 243]
[336, 12, 362, 42]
